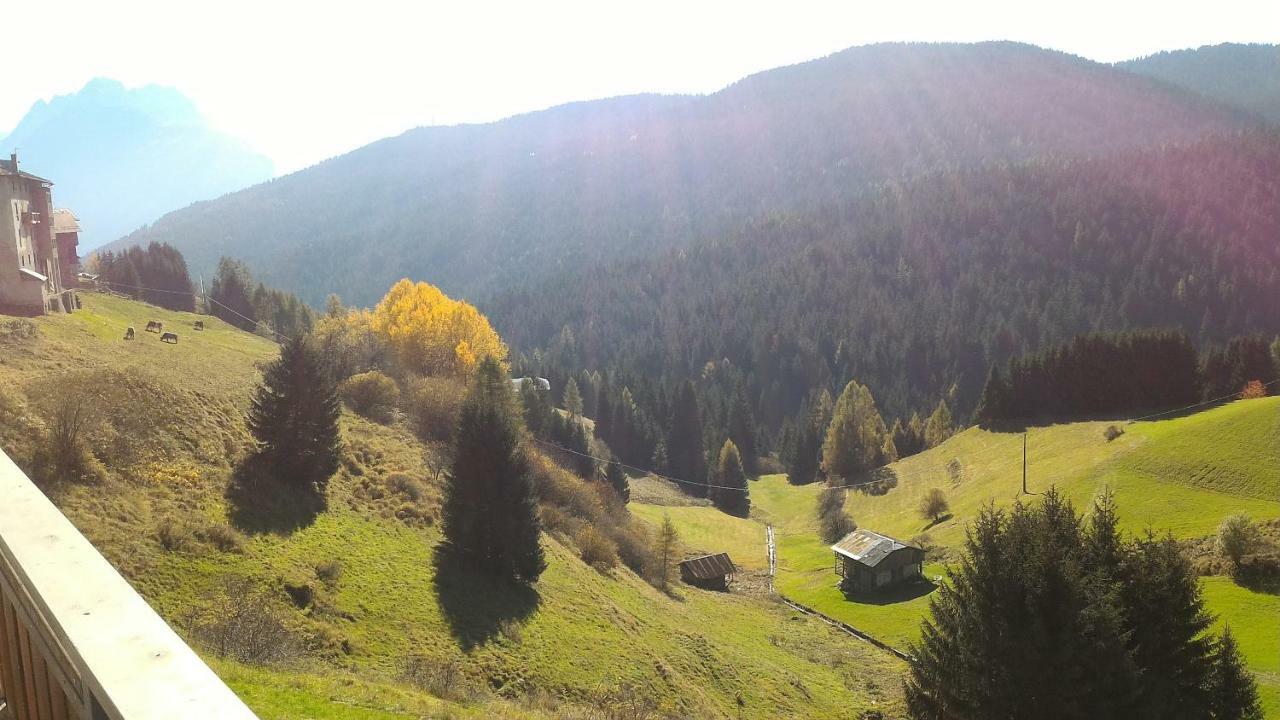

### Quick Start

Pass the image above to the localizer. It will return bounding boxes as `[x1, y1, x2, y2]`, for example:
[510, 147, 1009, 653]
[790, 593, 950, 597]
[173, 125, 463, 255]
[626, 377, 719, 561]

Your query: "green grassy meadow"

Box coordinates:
[0, 293, 907, 719]
[636, 398, 1280, 715]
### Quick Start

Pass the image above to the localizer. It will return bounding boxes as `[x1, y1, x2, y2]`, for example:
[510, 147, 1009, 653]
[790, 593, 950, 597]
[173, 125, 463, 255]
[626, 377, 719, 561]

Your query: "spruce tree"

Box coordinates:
[605, 457, 629, 504]
[822, 380, 895, 481]
[563, 377, 583, 417]
[711, 440, 749, 516]
[441, 357, 546, 584]
[727, 387, 759, 477]
[210, 257, 258, 332]
[974, 365, 1010, 426]
[1208, 628, 1263, 720]
[924, 399, 954, 449]
[666, 381, 708, 497]
[246, 336, 341, 495]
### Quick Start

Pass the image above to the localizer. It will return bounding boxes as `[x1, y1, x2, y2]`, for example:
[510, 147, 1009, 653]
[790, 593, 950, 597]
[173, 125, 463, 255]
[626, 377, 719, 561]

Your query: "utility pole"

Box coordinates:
[1022, 431, 1028, 495]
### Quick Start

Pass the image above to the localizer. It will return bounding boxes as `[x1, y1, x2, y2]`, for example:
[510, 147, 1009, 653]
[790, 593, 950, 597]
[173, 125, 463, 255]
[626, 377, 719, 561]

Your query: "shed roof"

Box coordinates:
[831, 529, 918, 568]
[679, 552, 735, 580]
[18, 267, 47, 283]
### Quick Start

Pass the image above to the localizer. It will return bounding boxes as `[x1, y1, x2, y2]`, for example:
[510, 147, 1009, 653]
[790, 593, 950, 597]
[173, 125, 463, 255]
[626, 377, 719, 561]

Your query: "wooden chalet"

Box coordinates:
[679, 552, 736, 590]
[831, 529, 924, 592]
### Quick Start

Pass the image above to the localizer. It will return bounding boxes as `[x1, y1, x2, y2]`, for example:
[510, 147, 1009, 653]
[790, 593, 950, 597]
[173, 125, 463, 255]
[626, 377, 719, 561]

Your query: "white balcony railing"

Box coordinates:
[0, 448, 258, 720]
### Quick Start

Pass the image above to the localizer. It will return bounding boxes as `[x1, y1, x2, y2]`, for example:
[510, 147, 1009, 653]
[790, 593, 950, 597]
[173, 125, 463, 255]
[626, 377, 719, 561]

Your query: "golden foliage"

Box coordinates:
[372, 279, 507, 377]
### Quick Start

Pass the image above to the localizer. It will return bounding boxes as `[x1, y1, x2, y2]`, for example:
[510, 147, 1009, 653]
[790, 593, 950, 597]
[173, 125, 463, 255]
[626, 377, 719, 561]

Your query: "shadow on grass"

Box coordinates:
[1234, 557, 1280, 595]
[922, 513, 954, 531]
[841, 577, 938, 606]
[433, 545, 541, 651]
[226, 454, 326, 534]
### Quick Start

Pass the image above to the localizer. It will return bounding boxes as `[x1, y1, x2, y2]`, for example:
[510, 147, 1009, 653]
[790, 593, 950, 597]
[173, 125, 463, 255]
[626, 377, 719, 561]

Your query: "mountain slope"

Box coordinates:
[1120, 44, 1280, 125]
[2, 78, 272, 249]
[488, 131, 1280, 423]
[0, 293, 905, 719]
[109, 42, 1248, 306]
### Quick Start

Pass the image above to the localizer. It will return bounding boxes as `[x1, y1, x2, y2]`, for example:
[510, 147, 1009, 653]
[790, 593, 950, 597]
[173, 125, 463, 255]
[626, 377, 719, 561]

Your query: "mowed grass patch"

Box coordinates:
[631, 502, 770, 570]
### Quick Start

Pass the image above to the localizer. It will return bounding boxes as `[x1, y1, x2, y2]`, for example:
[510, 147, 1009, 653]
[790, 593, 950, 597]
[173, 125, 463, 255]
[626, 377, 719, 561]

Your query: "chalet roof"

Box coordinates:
[51, 209, 80, 234]
[831, 529, 917, 568]
[679, 552, 735, 580]
[0, 158, 52, 185]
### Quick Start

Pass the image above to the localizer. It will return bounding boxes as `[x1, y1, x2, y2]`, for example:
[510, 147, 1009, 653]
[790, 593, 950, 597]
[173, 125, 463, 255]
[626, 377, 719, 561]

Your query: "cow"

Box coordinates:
[193, 320, 205, 331]
[124, 326, 135, 340]
[145, 320, 162, 333]
[160, 332, 178, 344]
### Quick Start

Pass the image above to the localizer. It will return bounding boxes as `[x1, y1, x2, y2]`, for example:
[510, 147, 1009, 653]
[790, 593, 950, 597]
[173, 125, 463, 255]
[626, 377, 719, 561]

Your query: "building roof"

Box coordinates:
[679, 552, 736, 580]
[0, 157, 52, 185]
[51, 208, 80, 234]
[831, 529, 918, 568]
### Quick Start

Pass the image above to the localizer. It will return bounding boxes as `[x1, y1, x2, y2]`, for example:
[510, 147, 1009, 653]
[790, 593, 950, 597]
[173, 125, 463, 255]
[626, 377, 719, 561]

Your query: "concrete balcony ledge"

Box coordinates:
[0, 449, 258, 719]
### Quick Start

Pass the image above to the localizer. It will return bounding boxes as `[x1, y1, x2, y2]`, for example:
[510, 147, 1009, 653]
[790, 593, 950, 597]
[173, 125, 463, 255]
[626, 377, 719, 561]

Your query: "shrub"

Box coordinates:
[401, 655, 478, 703]
[0, 318, 38, 343]
[158, 520, 195, 551]
[575, 525, 619, 571]
[919, 487, 950, 523]
[1104, 425, 1125, 442]
[1240, 379, 1267, 400]
[340, 370, 400, 422]
[404, 375, 466, 443]
[315, 559, 344, 586]
[1217, 514, 1259, 567]
[817, 487, 855, 543]
[186, 577, 299, 664]
[201, 523, 246, 553]
[387, 472, 426, 503]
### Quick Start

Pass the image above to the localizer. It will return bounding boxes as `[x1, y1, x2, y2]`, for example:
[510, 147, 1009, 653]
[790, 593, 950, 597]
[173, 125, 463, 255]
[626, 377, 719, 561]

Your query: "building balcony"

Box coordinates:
[0, 449, 258, 720]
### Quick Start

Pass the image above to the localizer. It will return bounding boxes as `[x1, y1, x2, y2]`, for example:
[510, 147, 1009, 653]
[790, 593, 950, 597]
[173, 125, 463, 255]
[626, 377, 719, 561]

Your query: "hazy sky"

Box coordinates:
[6, 0, 1277, 174]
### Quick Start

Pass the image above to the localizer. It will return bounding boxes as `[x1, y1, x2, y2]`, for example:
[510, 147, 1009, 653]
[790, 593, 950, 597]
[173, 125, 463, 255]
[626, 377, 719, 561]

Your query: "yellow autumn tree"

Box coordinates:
[372, 279, 506, 376]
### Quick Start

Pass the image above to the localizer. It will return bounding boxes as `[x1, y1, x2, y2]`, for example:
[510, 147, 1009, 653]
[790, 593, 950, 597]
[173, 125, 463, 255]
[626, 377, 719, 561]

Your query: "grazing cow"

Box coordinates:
[193, 320, 205, 331]
[145, 320, 162, 333]
[160, 332, 178, 344]
[124, 326, 135, 340]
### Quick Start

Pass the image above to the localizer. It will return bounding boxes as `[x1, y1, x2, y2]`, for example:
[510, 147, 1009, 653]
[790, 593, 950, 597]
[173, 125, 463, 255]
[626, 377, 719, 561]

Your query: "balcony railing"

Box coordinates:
[0, 449, 258, 720]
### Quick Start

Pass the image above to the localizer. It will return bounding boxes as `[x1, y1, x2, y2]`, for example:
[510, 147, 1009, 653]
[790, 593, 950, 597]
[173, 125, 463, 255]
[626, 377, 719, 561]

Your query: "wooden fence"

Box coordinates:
[0, 448, 258, 720]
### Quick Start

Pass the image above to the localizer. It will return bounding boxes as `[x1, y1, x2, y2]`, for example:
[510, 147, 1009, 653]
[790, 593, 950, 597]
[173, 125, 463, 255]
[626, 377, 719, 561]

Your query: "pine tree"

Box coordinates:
[924, 399, 954, 449]
[1207, 628, 1263, 720]
[727, 387, 759, 477]
[822, 380, 895, 481]
[654, 514, 679, 591]
[666, 381, 707, 497]
[570, 419, 595, 478]
[247, 336, 342, 495]
[974, 364, 1010, 426]
[711, 440, 749, 516]
[210, 257, 258, 332]
[441, 356, 546, 584]
[563, 377, 583, 417]
[605, 457, 629, 504]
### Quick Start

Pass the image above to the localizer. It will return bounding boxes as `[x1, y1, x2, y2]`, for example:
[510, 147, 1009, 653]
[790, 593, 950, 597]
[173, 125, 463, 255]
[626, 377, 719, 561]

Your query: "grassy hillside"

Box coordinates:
[0, 293, 906, 719]
[634, 398, 1280, 715]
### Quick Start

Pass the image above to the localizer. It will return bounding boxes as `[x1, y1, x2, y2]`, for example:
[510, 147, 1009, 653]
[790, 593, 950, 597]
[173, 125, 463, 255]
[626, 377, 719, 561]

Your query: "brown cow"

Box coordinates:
[124, 326, 135, 340]
[193, 320, 205, 331]
[145, 320, 162, 333]
[160, 332, 178, 344]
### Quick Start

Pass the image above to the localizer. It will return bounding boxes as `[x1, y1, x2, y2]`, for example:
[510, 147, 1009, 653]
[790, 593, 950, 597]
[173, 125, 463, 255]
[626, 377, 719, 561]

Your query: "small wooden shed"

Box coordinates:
[831, 529, 924, 593]
[679, 552, 736, 591]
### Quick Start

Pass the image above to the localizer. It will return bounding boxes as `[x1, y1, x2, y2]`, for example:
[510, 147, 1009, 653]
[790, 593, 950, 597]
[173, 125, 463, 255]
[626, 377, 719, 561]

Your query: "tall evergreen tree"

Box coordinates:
[563, 377, 583, 417]
[727, 387, 759, 477]
[710, 440, 749, 516]
[822, 380, 896, 481]
[605, 457, 629, 504]
[210, 257, 258, 332]
[1208, 628, 1263, 720]
[974, 365, 1010, 427]
[666, 381, 708, 497]
[246, 336, 342, 495]
[441, 357, 546, 584]
[923, 399, 954, 449]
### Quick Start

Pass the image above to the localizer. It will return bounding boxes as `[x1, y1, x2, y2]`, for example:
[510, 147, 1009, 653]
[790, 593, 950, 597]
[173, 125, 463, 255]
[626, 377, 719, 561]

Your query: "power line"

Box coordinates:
[94, 280, 292, 343]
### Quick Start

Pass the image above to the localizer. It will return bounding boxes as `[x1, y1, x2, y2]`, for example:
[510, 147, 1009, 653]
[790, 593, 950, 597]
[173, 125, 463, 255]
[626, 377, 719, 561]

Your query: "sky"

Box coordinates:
[4, 0, 1277, 175]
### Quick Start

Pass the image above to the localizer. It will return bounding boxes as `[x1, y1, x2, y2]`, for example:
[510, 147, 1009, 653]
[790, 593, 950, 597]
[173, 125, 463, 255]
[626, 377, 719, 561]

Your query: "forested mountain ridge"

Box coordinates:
[2, 78, 273, 249]
[109, 42, 1249, 306]
[1120, 43, 1280, 125]
[487, 131, 1280, 426]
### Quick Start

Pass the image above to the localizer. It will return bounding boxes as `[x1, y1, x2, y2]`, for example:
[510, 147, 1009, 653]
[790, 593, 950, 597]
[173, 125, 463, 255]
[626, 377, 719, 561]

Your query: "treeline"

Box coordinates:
[488, 132, 1280, 440]
[96, 242, 195, 312]
[209, 257, 314, 340]
[975, 330, 1279, 425]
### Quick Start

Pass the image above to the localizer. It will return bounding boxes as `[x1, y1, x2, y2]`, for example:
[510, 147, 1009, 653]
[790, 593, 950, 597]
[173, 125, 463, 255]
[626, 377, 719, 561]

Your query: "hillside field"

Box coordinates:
[0, 292, 909, 719]
[633, 398, 1280, 715]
